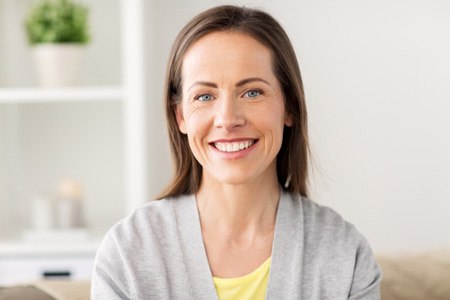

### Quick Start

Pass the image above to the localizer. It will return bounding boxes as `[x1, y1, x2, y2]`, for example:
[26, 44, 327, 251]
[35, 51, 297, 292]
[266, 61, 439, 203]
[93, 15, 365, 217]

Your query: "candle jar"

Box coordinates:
[30, 192, 55, 231]
[54, 179, 85, 228]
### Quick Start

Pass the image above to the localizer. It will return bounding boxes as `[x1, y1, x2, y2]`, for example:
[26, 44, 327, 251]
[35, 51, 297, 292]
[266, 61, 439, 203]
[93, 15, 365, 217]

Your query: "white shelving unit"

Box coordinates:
[0, 0, 148, 284]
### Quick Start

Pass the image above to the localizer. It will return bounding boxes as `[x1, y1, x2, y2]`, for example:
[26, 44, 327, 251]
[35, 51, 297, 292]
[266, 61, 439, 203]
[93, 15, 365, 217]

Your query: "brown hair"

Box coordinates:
[157, 5, 310, 199]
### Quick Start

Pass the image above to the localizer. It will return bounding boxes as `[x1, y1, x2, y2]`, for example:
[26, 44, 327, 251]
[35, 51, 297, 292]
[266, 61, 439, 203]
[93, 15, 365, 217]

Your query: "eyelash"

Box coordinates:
[193, 89, 263, 102]
[194, 94, 213, 102]
[243, 89, 262, 98]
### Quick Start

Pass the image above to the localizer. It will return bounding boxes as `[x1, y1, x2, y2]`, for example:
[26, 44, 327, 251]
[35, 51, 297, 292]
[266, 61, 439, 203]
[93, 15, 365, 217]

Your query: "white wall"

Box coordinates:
[0, 106, 23, 237]
[0, 0, 34, 86]
[145, 0, 450, 253]
[0, 107, 9, 235]
[289, 0, 450, 253]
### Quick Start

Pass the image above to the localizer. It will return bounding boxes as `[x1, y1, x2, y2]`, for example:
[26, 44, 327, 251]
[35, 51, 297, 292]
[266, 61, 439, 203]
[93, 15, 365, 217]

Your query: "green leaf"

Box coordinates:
[24, 0, 90, 45]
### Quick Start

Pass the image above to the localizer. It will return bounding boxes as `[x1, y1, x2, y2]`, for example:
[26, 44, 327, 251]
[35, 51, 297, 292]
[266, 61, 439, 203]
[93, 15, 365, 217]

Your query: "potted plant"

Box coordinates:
[24, 0, 90, 87]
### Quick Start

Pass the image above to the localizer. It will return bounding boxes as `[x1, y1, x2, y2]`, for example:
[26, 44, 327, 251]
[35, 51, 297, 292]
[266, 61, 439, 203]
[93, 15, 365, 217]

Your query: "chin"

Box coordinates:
[208, 170, 260, 186]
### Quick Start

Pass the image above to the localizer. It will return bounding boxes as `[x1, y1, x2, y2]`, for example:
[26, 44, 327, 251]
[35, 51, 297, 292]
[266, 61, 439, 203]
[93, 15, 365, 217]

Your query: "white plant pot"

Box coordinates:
[31, 43, 85, 87]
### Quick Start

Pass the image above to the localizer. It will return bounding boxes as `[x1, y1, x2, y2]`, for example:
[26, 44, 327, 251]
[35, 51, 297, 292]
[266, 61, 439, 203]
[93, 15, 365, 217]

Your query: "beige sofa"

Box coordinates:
[377, 249, 450, 300]
[1, 249, 449, 300]
[0, 280, 90, 300]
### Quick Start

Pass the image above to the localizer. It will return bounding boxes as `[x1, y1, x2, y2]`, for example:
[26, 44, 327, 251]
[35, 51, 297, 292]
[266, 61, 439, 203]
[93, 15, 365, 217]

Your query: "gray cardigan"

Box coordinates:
[91, 191, 381, 299]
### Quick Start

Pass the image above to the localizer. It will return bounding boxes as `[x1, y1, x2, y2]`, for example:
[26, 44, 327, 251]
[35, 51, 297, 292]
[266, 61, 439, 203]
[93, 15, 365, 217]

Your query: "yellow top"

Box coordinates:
[213, 257, 272, 300]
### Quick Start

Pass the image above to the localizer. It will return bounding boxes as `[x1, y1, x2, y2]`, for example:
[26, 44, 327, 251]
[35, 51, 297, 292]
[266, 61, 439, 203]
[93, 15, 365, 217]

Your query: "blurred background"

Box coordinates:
[0, 0, 449, 285]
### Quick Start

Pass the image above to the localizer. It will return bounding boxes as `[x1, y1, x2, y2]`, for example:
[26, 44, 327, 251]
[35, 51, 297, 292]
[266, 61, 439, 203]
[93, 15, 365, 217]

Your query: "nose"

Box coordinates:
[214, 95, 245, 131]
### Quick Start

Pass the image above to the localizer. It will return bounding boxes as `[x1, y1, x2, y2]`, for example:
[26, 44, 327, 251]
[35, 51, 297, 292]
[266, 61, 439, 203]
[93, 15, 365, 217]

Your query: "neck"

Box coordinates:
[195, 173, 280, 237]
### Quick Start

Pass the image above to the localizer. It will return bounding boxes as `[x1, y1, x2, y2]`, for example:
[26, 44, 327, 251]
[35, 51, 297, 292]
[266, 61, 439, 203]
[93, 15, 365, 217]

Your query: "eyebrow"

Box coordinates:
[187, 77, 270, 92]
[188, 81, 218, 92]
[236, 77, 270, 87]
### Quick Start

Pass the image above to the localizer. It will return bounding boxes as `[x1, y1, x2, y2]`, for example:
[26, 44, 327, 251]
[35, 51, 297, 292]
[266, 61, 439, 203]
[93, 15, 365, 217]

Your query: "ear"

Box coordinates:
[284, 113, 293, 127]
[175, 104, 187, 134]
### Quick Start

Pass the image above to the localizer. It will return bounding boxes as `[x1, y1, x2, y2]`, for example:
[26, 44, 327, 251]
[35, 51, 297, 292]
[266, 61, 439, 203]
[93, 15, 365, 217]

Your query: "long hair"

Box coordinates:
[157, 5, 310, 199]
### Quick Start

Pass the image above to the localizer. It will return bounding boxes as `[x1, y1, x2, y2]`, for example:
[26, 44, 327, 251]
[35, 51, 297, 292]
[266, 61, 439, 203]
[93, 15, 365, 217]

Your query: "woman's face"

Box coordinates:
[176, 31, 292, 186]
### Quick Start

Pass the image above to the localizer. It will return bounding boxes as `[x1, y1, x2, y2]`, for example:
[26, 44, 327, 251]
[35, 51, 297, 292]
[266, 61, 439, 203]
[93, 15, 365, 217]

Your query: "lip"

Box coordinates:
[209, 138, 258, 159]
[209, 137, 257, 143]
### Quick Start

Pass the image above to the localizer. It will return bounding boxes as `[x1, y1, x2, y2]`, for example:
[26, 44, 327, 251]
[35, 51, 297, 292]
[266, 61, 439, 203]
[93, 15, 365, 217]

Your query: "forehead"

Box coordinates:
[181, 31, 275, 82]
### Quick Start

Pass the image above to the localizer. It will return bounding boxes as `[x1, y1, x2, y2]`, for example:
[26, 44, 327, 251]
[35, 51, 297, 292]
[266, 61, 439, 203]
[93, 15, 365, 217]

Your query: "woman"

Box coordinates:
[92, 5, 381, 300]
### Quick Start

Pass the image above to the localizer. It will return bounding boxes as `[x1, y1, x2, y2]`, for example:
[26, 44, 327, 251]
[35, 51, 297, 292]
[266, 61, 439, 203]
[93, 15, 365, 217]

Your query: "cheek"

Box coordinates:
[255, 112, 285, 147]
[176, 101, 206, 134]
[183, 111, 209, 141]
[257, 102, 287, 130]
[184, 114, 211, 162]
[267, 107, 288, 145]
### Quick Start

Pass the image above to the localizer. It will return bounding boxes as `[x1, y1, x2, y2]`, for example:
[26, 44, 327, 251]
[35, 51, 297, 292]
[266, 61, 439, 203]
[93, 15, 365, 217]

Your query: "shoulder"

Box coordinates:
[281, 192, 381, 297]
[283, 192, 358, 234]
[281, 192, 370, 255]
[301, 196, 358, 237]
[92, 195, 195, 298]
[102, 195, 194, 251]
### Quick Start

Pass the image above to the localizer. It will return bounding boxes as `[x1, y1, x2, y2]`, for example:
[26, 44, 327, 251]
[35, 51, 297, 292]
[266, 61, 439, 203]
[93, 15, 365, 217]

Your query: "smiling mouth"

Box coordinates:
[212, 140, 257, 153]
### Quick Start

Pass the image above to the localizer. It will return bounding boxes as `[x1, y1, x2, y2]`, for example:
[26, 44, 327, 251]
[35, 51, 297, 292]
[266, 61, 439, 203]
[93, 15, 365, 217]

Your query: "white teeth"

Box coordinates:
[214, 140, 254, 153]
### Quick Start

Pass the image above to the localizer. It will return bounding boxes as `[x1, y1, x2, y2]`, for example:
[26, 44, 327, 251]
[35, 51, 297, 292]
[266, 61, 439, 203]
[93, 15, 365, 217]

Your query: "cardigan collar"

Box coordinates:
[174, 190, 304, 300]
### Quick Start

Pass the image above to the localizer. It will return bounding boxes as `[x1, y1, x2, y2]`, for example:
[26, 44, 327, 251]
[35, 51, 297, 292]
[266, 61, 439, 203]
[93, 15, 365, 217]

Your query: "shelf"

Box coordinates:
[0, 86, 124, 103]
[0, 0, 148, 263]
[0, 237, 101, 257]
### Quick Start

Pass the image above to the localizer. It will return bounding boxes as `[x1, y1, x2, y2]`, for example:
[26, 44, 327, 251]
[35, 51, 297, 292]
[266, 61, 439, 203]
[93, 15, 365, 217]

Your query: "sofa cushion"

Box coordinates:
[0, 280, 90, 300]
[0, 286, 55, 300]
[378, 249, 450, 300]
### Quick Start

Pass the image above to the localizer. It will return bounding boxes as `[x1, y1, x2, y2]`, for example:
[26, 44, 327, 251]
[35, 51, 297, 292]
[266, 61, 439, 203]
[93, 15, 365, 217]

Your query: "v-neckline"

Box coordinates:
[175, 191, 304, 300]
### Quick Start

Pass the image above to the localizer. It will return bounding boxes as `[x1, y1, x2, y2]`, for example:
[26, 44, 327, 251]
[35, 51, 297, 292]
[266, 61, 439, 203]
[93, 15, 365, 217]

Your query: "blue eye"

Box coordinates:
[244, 90, 261, 98]
[196, 94, 213, 101]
